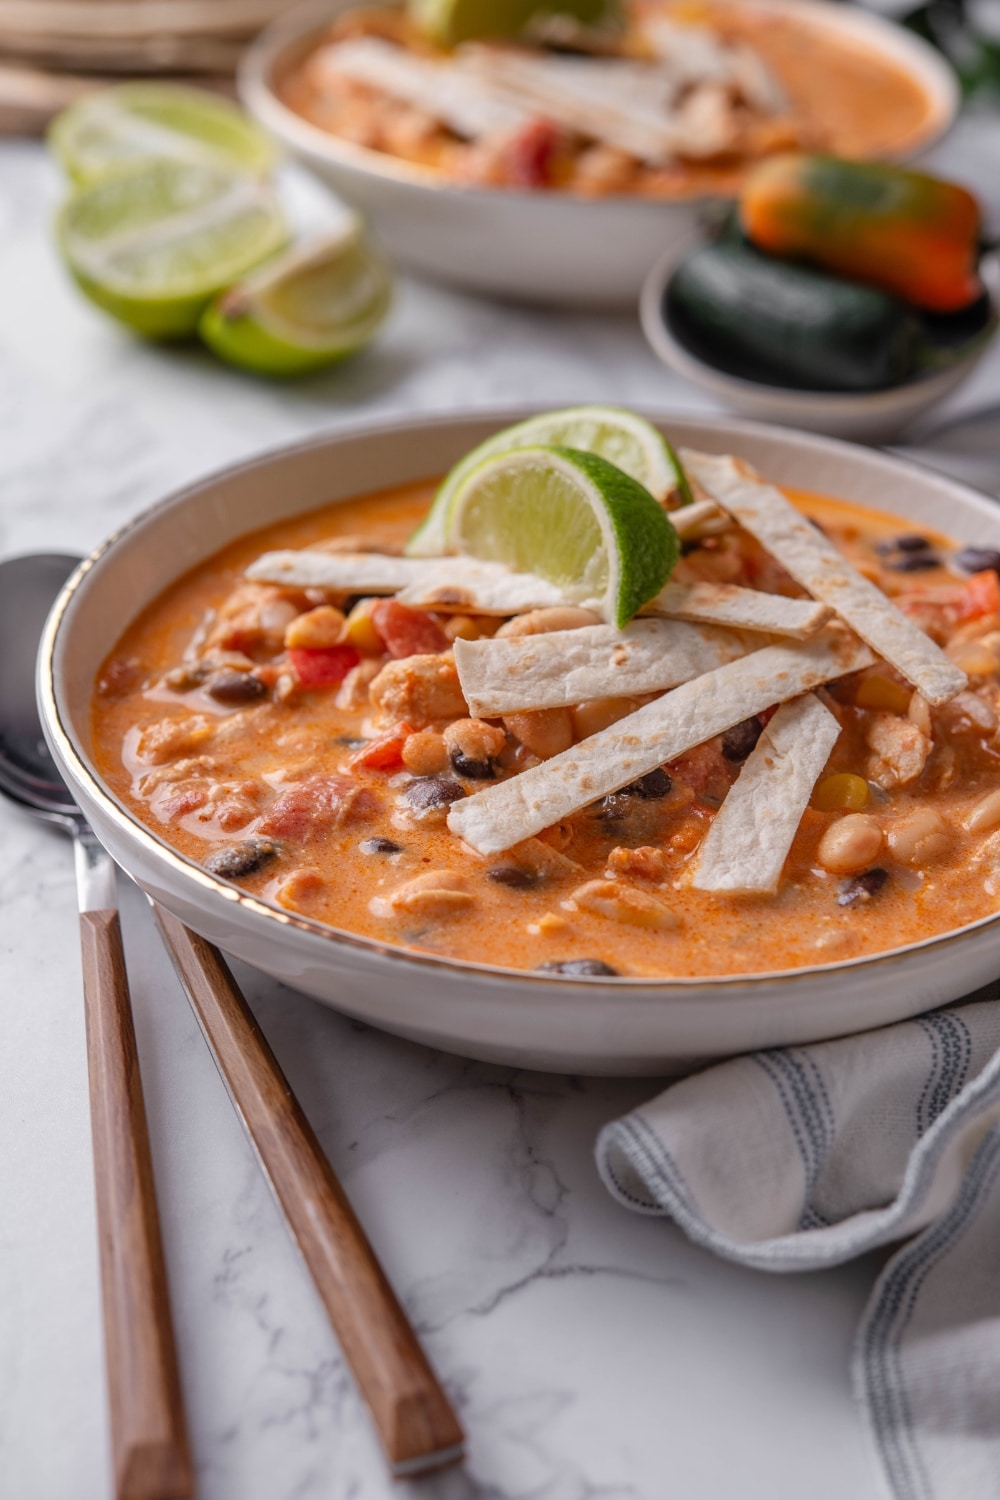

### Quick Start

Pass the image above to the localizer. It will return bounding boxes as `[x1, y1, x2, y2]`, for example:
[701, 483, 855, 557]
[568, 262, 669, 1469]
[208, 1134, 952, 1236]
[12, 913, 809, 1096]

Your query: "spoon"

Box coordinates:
[0, 554, 193, 1500]
[5, 553, 465, 1479]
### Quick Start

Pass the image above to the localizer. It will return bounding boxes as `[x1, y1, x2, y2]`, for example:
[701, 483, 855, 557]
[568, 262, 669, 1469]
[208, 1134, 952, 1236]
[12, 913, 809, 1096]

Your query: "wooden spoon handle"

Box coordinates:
[80, 908, 193, 1500]
[151, 905, 465, 1479]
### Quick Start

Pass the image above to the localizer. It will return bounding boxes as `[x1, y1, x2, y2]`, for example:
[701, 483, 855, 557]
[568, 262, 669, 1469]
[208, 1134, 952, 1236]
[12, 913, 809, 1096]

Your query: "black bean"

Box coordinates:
[536, 958, 620, 977]
[876, 535, 931, 556]
[884, 553, 941, 573]
[337, 735, 368, 749]
[954, 547, 1000, 577]
[895, 534, 933, 552]
[837, 867, 889, 907]
[205, 669, 268, 704]
[721, 716, 764, 762]
[204, 837, 277, 879]
[487, 866, 537, 888]
[403, 777, 466, 812]
[628, 768, 673, 799]
[362, 837, 402, 854]
[597, 770, 672, 818]
[449, 749, 496, 780]
[595, 792, 632, 822]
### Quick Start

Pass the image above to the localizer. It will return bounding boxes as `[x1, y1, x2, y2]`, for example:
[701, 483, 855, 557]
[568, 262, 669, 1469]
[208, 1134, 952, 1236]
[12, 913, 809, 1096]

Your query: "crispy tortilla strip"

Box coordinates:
[396, 564, 571, 613]
[454, 618, 750, 717]
[314, 37, 526, 138]
[247, 550, 570, 612]
[248, 549, 417, 591]
[690, 694, 841, 894]
[682, 450, 967, 706]
[448, 630, 873, 854]
[669, 498, 729, 540]
[462, 47, 741, 162]
[647, 581, 830, 637]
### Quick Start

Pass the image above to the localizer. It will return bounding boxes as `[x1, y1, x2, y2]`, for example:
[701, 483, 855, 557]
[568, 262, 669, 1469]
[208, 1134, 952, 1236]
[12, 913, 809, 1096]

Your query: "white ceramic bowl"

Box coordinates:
[640, 244, 999, 443]
[38, 411, 1000, 1075]
[238, 0, 959, 308]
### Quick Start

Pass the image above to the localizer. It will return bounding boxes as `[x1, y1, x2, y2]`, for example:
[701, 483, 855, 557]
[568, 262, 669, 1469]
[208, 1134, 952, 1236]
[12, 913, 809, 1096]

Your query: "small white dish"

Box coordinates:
[37, 409, 1000, 1075]
[640, 244, 998, 443]
[239, 0, 958, 308]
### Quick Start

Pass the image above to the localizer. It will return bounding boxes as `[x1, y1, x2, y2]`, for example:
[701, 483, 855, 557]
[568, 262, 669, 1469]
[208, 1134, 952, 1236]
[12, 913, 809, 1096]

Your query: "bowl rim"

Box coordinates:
[38, 405, 1000, 995]
[238, 0, 961, 208]
[639, 243, 1000, 416]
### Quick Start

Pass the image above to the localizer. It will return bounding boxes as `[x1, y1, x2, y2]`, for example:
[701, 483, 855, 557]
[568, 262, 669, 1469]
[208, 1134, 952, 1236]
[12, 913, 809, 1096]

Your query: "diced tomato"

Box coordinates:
[258, 775, 377, 841]
[350, 721, 415, 771]
[371, 600, 449, 659]
[288, 643, 360, 688]
[665, 742, 732, 803]
[958, 570, 1000, 621]
[501, 118, 560, 188]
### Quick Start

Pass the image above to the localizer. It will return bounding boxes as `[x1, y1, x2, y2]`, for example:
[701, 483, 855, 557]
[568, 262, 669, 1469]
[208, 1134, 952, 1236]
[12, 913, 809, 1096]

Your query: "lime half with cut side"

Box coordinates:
[57, 158, 289, 339]
[199, 226, 393, 377]
[444, 445, 679, 627]
[49, 83, 278, 187]
[411, 0, 608, 46]
[407, 404, 690, 557]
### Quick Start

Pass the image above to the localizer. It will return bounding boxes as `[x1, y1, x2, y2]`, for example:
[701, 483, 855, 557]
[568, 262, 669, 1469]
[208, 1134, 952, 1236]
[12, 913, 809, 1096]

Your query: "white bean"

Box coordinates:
[817, 814, 884, 875]
[964, 790, 1000, 835]
[887, 808, 950, 867]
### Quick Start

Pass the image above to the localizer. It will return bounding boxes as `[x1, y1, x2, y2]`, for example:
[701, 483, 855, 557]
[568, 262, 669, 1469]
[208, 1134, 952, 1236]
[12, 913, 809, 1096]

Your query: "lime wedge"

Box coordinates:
[49, 83, 278, 187]
[199, 225, 393, 376]
[407, 404, 690, 556]
[410, 0, 607, 46]
[445, 445, 678, 627]
[58, 159, 289, 339]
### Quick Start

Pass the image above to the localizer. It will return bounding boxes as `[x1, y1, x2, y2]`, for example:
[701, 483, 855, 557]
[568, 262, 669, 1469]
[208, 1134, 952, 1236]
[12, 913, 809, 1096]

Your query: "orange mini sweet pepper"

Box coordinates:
[739, 154, 983, 313]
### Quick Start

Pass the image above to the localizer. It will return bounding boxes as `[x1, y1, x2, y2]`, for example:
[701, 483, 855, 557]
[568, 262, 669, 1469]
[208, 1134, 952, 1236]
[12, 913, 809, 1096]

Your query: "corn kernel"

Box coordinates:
[528, 911, 569, 936]
[811, 772, 870, 812]
[342, 598, 383, 655]
[856, 675, 912, 715]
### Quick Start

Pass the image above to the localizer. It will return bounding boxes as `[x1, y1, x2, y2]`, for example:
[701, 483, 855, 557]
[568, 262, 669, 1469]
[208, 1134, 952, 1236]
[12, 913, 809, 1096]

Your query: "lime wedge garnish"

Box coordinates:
[199, 225, 393, 377]
[58, 159, 289, 339]
[445, 445, 678, 627]
[410, 0, 608, 46]
[49, 83, 278, 187]
[407, 404, 690, 557]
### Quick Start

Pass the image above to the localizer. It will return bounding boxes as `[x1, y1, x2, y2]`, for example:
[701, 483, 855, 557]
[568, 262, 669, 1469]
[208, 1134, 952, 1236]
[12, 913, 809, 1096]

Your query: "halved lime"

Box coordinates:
[407, 404, 690, 556]
[410, 0, 607, 46]
[49, 83, 278, 187]
[58, 159, 289, 339]
[199, 225, 393, 377]
[445, 445, 678, 627]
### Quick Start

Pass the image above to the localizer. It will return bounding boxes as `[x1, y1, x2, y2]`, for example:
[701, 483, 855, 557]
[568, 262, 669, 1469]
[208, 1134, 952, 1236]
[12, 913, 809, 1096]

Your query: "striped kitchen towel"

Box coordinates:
[596, 987, 1000, 1500]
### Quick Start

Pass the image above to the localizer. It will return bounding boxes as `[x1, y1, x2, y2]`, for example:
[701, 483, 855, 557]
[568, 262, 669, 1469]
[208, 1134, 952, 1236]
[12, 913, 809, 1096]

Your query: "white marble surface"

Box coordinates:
[2, 119, 999, 1500]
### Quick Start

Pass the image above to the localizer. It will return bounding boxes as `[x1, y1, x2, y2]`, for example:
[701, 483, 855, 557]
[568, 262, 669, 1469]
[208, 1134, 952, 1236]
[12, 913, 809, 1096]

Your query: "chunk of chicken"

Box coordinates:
[369, 652, 468, 727]
[865, 711, 931, 790]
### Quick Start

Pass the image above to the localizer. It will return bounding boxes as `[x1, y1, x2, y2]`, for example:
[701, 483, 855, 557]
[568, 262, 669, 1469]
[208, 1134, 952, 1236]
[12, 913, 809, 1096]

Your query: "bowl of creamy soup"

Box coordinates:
[40, 411, 1000, 1074]
[239, 0, 959, 304]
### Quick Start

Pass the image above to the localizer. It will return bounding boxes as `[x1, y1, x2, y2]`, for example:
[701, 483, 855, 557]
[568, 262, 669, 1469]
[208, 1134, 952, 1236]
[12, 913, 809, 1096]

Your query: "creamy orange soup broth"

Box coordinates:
[91, 482, 1000, 978]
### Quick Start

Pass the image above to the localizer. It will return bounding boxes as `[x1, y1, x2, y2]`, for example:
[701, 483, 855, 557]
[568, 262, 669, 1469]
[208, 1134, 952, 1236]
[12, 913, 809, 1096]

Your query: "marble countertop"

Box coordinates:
[2, 118, 999, 1500]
